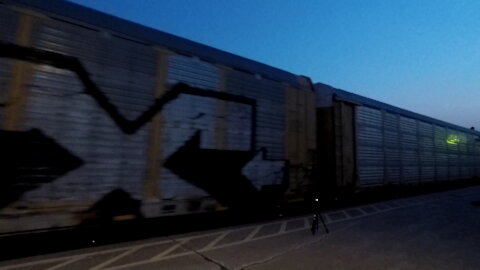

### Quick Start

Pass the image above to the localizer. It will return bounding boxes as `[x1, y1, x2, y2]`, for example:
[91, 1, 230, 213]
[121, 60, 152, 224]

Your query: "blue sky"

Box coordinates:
[69, 0, 480, 129]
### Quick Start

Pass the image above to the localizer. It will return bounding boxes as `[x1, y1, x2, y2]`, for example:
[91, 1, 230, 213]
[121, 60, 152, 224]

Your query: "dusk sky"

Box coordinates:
[69, 0, 480, 130]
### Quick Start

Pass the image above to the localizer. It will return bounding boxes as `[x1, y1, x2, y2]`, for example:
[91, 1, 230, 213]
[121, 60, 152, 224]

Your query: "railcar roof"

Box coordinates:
[1, 0, 302, 87]
[315, 82, 480, 136]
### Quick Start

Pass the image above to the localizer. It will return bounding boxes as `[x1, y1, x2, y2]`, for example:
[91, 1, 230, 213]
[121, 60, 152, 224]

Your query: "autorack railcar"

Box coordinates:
[0, 0, 315, 234]
[315, 82, 480, 195]
[0, 0, 479, 236]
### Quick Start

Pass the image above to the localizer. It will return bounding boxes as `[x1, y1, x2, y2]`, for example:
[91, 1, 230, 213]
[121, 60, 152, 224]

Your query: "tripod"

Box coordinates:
[311, 198, 329, 235]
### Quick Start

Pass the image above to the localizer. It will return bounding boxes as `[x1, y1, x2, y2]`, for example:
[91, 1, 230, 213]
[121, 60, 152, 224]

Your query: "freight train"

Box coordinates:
[0, 0, 479, 235]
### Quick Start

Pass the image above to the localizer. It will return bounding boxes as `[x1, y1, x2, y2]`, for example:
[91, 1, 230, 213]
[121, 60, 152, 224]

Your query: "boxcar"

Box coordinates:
[0, 0, 315, 234]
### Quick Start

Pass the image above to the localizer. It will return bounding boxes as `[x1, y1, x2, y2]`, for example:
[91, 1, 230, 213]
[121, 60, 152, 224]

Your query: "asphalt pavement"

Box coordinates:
[1, 185, 480, 270]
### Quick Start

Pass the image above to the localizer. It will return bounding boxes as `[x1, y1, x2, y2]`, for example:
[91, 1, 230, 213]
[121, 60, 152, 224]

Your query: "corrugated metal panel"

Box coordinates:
[401, 133, 418, 150]
[0, 7, 19, 42]
[401, 150, 418, 166]
[399, 118, 419, 182]
[161, 54, 220, 199]
[296, 89, 308, 163]
[436, 167, 449, 180]
[467, 146, 476, 157]
[354, 101, 479, 186]
[384, 130, 399, 147]
[403, 166, 419, 182]
[419, 136, 434, 151]
[468, 166, 475, 178]
[226, 69, 285, 160]
[476, 153, 480, 172]
[435, 153, 448, 166]
[467, 134, 475, 143]
[421, 167, 435, 181]
[385, 148, 400, 166]
[0, 8, 20, 127]
[446, 129, 458, 153]
[448, 154, 459, 166]
[399, 117, 416, 134]
[384, 113, 398, 131]
[356, 106, 382, 127]
[167, 55, 219, 90]
[458, 142, 467, 153]
[326, 84, 480, 137]
[476, 153, 480, 177]
[466, 135, 476, 154]
[242, 153, 285, 190]
[418, 121, 433, 135]
[460, 167, 472, 178]
[6, 0, 302, 87]
[459, 154, 471, 166]
[16, 18, 153, 205]
[457, 132, 467, 143]
[470, 154, 477, 167]
[0, 56, 10, 124]
[385, 166, 401, 182]
[434, 125, 447, 136]
[224, 102, 251, 151]
[357, 126, 383, 146]
[358, 167, 384, 184]
[449, 166, 460, 179]
[420, 152, 434, 166]
[286, 86, 299, 163]
[355, 106, 384, 185]
[357, 146, 383, 166]
[306, 90, 316, 150]
[434, 126, 447, 151]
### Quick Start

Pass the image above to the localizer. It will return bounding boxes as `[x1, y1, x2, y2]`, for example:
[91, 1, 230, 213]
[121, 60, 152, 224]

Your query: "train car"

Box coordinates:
[315, 82, 480, 195]
[2, 0, 478, 237]
[0, 0, 316, 235]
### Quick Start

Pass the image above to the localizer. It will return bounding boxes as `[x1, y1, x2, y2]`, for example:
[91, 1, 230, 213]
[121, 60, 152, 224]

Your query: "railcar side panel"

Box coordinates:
[0, 2, 315, 234]
[314, 82, 480, 191]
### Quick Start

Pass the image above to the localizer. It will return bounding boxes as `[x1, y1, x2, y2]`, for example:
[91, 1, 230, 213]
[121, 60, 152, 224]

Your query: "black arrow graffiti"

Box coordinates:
[164, 131, 265, 210]
[0, 41, 284, 210]
[0, 41, 257, 150]
[0, 129, 84, 208]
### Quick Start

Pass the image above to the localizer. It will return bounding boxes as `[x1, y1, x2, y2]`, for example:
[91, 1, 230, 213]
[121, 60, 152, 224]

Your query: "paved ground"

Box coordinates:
[1, 185, 480, 270]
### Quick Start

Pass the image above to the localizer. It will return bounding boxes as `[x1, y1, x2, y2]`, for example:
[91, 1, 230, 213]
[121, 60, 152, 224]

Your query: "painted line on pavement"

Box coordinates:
[5, 187, 477, 270]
